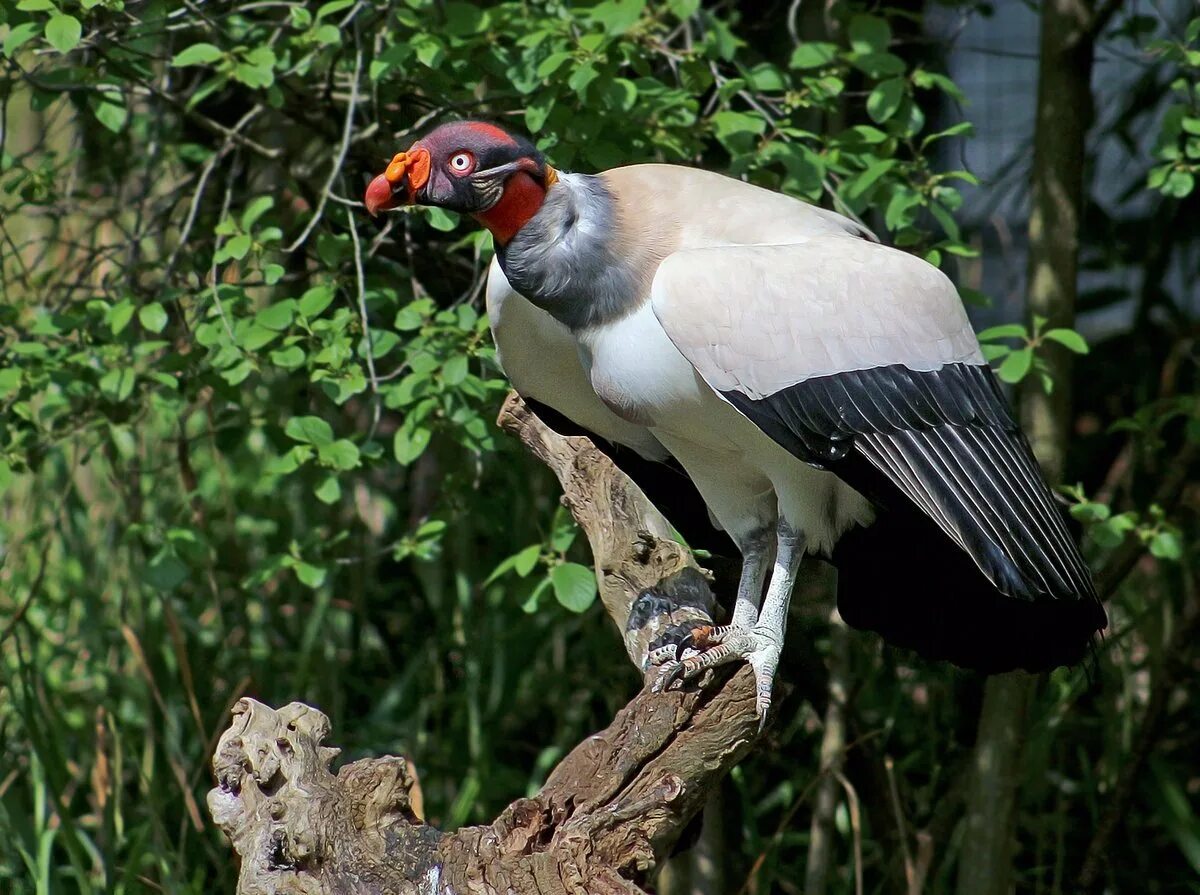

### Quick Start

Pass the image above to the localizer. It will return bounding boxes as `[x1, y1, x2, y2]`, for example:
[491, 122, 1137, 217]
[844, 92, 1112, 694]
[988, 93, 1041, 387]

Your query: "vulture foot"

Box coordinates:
[651, 624, 780, 728]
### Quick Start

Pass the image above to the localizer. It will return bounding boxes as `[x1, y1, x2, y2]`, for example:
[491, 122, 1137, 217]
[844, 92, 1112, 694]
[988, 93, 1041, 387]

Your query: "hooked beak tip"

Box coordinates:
[364, 172, 396, 217]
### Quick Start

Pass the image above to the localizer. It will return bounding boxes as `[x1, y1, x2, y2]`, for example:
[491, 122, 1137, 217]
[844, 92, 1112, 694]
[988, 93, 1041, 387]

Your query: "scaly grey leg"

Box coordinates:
[747, 521, 805, 724]
[652, 522, 806, 729]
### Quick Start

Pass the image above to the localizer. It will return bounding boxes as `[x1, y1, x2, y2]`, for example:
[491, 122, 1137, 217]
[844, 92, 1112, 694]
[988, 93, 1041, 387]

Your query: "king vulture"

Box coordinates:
[366, 121, 1107, 720]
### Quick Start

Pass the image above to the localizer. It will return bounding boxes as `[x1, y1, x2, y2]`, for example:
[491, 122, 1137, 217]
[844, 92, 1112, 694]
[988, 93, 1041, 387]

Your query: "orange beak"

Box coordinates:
[364, 146, 431, 216]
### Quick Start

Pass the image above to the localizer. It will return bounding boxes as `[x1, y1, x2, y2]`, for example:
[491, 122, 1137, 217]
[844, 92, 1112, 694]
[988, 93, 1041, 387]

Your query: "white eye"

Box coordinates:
[449, 152, 473, 173]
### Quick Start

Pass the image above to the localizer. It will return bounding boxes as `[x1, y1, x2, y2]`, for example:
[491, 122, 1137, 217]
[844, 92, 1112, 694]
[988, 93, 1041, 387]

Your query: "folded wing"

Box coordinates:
[650, 239, 1105, 663]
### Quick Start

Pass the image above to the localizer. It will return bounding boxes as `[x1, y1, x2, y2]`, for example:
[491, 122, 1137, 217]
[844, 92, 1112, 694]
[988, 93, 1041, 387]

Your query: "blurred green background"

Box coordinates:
[0, 0, 1197, 892]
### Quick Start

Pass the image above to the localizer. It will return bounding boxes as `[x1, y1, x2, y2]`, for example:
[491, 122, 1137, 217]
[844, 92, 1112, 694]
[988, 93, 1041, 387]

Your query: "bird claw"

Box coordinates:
[650, 623, 781, 730]
[672, 624, 716, 661]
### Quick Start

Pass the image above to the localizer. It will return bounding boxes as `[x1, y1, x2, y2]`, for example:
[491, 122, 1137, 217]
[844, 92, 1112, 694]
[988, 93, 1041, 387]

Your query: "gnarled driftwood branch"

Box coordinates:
[207, 393, 759, 894]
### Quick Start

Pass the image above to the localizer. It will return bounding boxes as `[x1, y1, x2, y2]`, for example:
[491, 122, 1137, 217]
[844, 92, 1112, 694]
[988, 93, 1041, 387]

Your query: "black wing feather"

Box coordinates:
[723, 362, 1106, 672]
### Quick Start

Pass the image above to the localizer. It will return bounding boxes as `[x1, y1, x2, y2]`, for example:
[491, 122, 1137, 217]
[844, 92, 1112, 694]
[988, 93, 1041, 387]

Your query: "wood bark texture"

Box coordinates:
[206, 393, 761, 894]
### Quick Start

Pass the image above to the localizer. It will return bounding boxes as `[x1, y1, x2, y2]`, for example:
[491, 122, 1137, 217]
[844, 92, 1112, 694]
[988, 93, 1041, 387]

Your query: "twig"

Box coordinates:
[835, 770, 864, 895]
[206, 161, 239, 341]
[345, 205, 381, 438]
[0, 539, 52, 648]
[163, 106, 263, 283]
[284, 44, 362, 253]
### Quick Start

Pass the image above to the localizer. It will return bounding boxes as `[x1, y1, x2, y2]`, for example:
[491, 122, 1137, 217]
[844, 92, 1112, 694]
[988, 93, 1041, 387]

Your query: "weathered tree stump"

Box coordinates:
[207, 394, 759, 894]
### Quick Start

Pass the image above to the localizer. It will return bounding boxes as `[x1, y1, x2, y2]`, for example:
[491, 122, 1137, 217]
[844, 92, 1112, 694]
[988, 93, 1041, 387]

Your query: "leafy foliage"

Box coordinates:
[0, 1, 1197, 894]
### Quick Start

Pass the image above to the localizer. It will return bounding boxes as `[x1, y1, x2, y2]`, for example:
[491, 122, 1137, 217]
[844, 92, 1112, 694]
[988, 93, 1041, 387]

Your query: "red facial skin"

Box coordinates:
[473, 172, 547, 245]
[364, 123, 551, 244]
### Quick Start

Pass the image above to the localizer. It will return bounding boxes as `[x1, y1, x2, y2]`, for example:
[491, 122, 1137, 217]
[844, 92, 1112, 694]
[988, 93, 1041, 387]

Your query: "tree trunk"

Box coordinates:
[804, 611, 851, 895]
[955, 3, 1099, 894]
[206, 395, 763, 894]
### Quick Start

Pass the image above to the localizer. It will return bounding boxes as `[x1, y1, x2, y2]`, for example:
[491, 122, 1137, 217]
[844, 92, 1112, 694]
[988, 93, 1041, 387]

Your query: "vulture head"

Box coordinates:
[364, 120, 556, 242]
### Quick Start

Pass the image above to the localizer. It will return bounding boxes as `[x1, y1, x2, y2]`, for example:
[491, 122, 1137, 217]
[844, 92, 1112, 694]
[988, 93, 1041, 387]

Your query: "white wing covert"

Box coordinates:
[650, 238, 1101, 614]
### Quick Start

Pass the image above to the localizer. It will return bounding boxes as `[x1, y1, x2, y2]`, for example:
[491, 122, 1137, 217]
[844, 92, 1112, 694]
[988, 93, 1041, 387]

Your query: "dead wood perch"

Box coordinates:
[207, 394, 760, 894]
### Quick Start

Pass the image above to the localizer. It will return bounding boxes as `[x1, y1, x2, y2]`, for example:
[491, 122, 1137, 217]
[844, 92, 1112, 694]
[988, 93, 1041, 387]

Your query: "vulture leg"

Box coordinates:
[731, 530, 773, 628]
[750, 522, 805, 722]
[653, 524, 805, 726]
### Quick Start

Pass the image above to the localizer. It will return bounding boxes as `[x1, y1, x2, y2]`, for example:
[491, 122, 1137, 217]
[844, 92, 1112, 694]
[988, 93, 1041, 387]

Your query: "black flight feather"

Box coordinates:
[722, 363, 1106, 673]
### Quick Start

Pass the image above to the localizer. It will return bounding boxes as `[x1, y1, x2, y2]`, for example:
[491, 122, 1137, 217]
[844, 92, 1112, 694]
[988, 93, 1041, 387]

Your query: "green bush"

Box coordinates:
[1, 1, 1197, 892]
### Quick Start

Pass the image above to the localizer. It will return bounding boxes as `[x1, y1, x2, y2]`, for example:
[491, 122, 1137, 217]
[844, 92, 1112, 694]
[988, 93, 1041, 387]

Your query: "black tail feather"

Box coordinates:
[830, 506, 1105, 673]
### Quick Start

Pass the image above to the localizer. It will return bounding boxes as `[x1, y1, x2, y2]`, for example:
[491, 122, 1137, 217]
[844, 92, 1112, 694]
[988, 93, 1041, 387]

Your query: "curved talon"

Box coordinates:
[660, 661, 687, 691]
[674, 634, 692, 662]
[674, 624, 716, 660]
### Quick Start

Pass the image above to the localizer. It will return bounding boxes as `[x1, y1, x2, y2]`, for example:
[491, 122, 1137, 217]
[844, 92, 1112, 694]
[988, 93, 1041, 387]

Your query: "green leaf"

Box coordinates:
[316, 0, 355, 19]
[4, 22, 42, 57]
[522, 577, 551, 614]
[551, 562, 598, 612]
[100, 368, 136, 401]
[866, 78, 904, 123]
[144, 553, 189, 591]
[710, 110, 766, 141]
[108, 299, 135, 335]
[285, 415, 334, 447]
[315, 475, 341, 504]
[1070, 501, 1111, 524]
[514, 544, 542, 577]
[1149, 531, 1183, 561]
[138, 303, 169, 333]
[425, 207, 459, 232]
[1161, 169, 1195, 198]
[846, 158, 895, 201]
[234, 54, 275, 89]
[1042, 328, 1089, 354]
[928, 201, 961, 242]
[299, 285, 335, 318]
[442, 2, 487, 35]
[296, 562, 327, 588]
[0, 368, 23, 398]
[851, 51, 905, 78]
[790, 41, 839, 69]
[318, 439, 360, 471]
[90, 95, 128, 133]
[996, 348, 1033, 384]
[602, 78, 639, 112]
[669, 0, 700, 17]
[848, 14, 891, 54]
[172, 42, 224, 66]
[241, 196, 274, 230]
[256, 301, 295, 331]
[442, 355, 469, 386]
[977, 324, 1028, 341]
[525, 92, 555, 132]
[238, 324, 278, 351]
[270, 345, 306, 369]
[223, 233, 252, 261]
[45, 14, 82, 53]
[589, 0, 645, 34]
[537, 51, 573, 78]
[568, 62, 600, 97]
[922, 121, 975, 148]
[394, 425, 432, 464]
